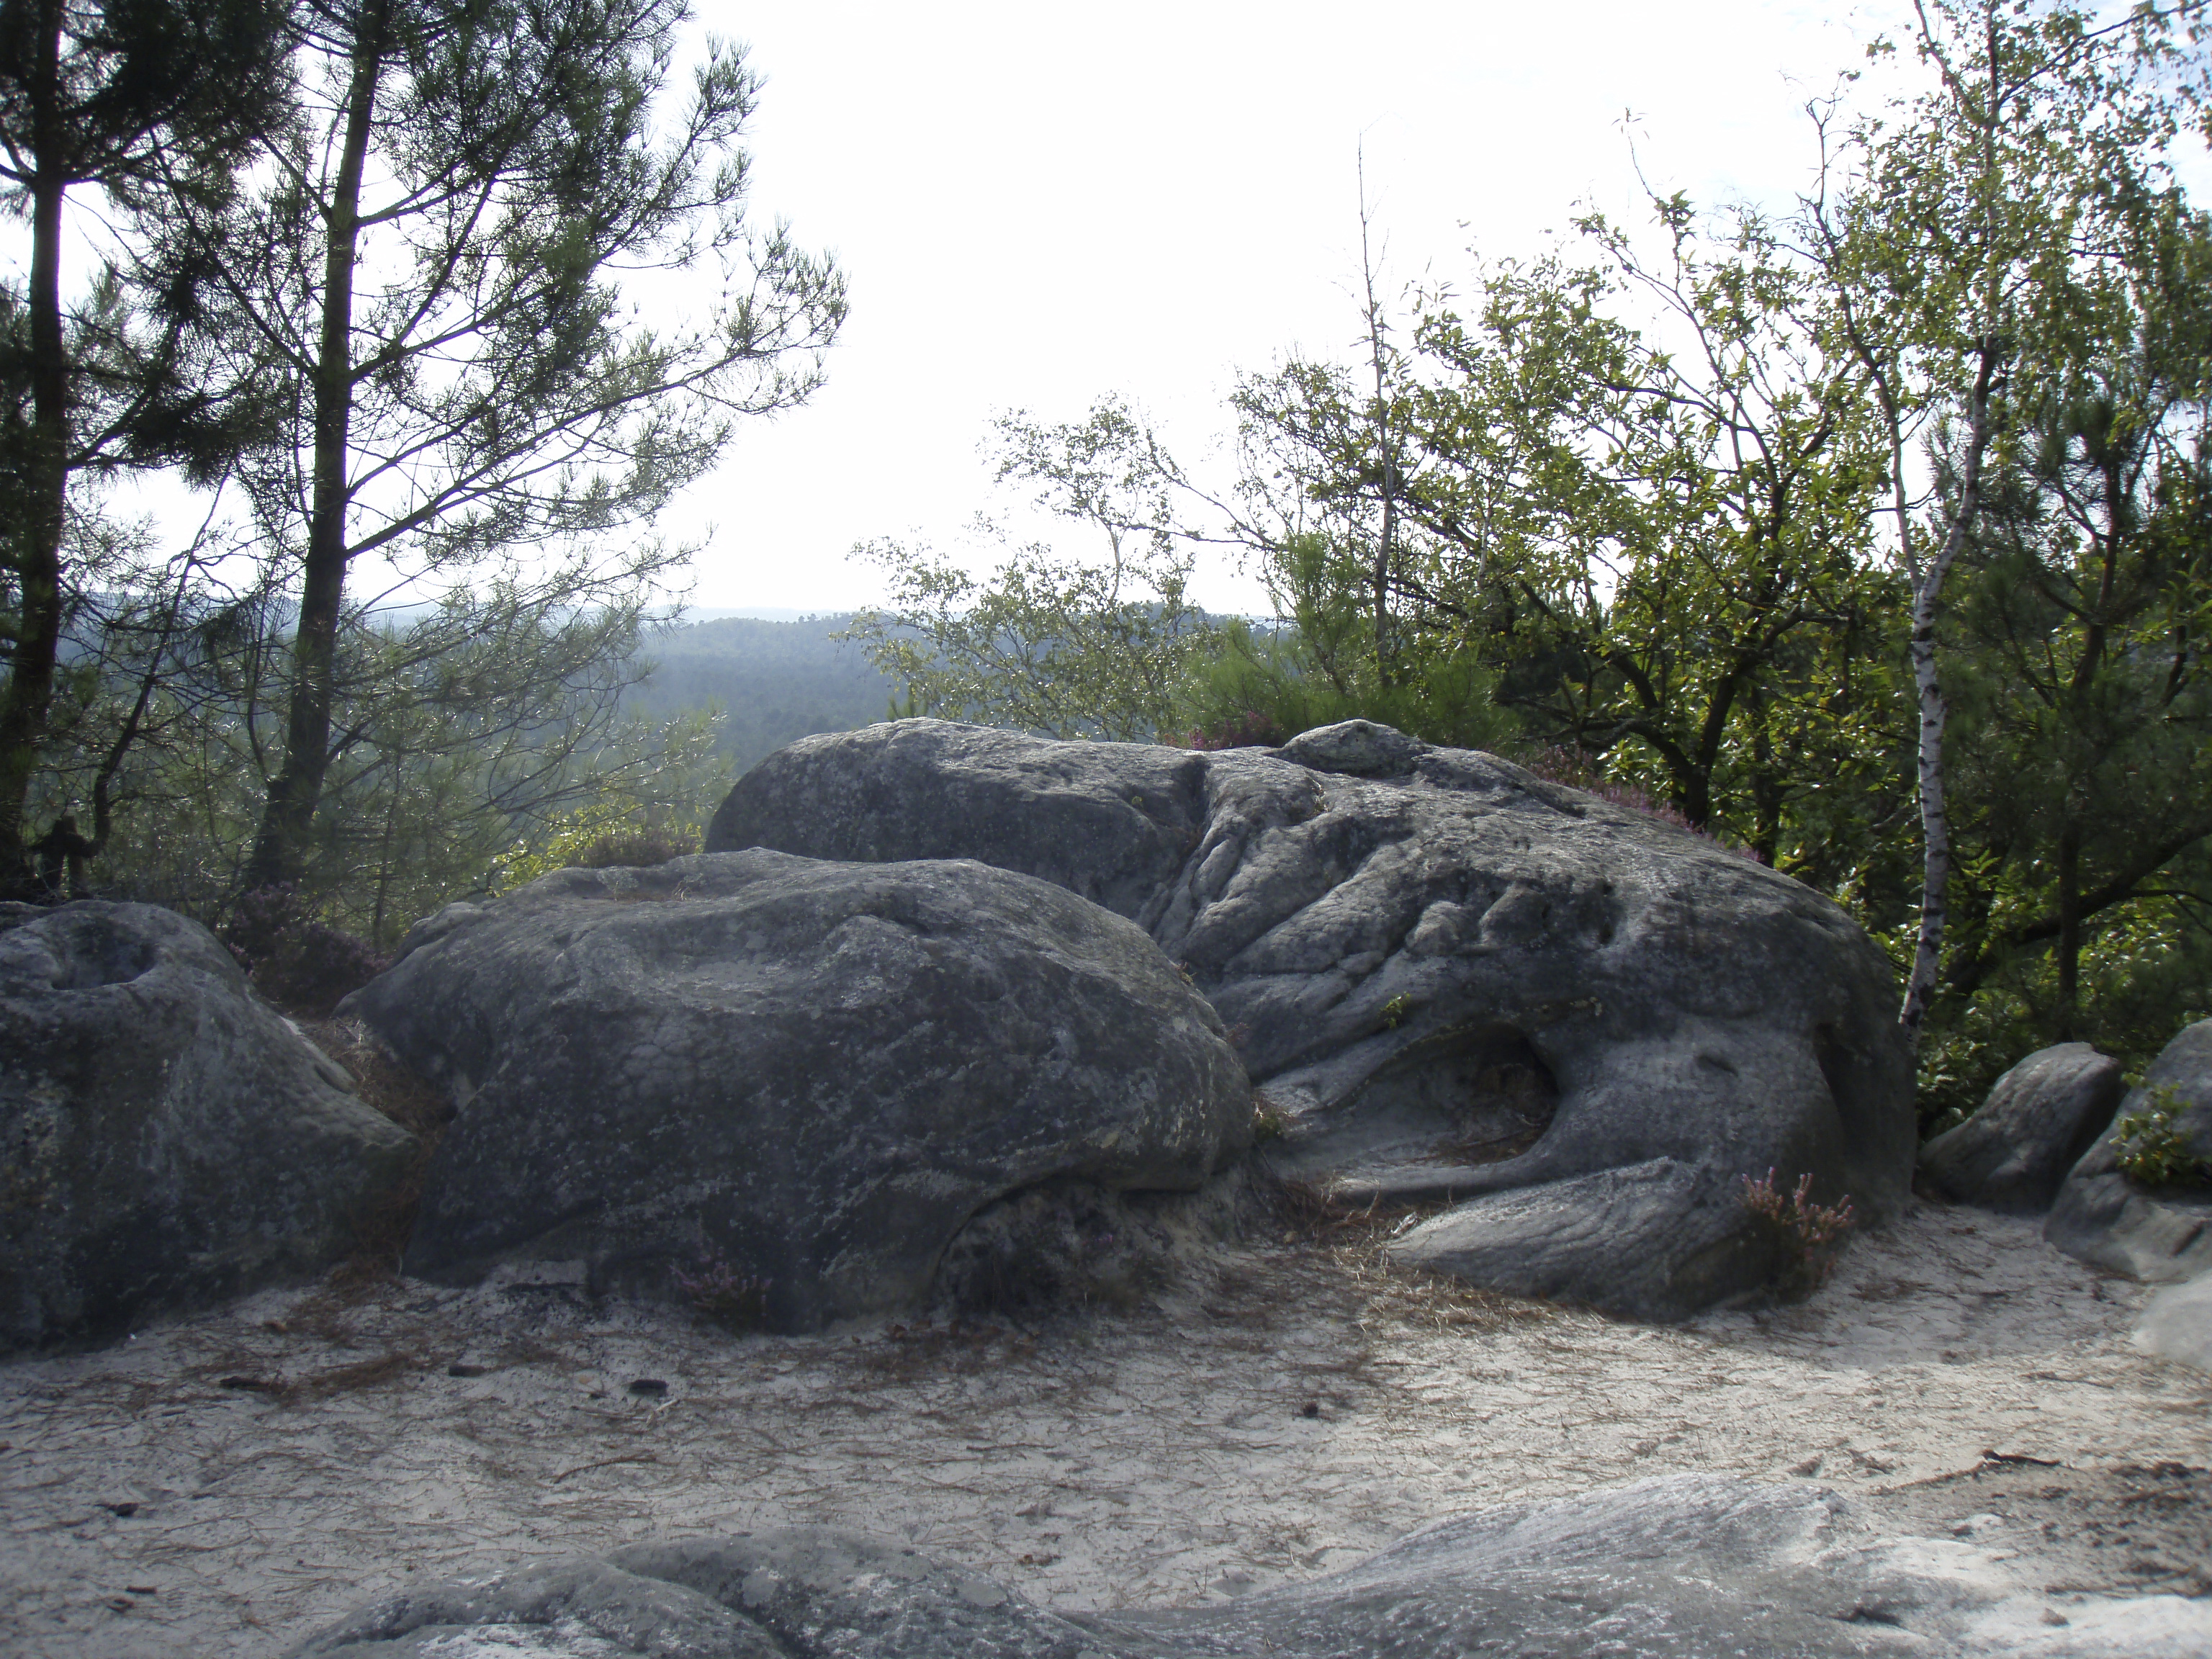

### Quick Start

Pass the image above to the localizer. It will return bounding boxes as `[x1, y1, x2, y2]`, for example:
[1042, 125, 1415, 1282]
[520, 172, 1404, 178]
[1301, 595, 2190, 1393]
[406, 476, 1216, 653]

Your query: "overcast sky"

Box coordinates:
[672, 0, 1902, 616]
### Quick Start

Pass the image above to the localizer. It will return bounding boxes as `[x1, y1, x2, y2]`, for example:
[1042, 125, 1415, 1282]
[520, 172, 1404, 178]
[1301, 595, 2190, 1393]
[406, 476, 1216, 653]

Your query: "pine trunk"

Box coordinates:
[0, 1, 70, 883]
[244, 11, 385, 889]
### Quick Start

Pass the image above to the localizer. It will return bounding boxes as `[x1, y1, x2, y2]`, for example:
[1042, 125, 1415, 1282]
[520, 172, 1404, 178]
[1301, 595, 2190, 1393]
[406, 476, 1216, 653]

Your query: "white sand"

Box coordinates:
[4, 1201, 2207, 1658]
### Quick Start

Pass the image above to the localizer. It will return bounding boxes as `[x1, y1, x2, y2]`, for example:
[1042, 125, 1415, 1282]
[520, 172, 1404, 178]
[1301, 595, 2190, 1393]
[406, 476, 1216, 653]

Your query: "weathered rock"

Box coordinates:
[0, 902, 418, 1351]
[343, 850, 1249, 1331]
[706, 719, 1915, 1319]
[2135, 1272, 2212, 1373]
[286, 1478, 2212, 1658]
[2046, 1020, 2212, 1282]
[1920, 1043, 2125, 1214]
[286, 1529, 1112, 1658]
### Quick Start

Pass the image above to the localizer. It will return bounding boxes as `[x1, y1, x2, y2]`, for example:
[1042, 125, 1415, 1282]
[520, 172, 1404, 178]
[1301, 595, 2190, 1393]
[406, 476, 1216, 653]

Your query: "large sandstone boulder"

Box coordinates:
[705, 719, 1915, 1319]
[286, 1478, 2212, 1657]
[0, 902, 418, 1350]
[1919, 1043, 2124, 1214]
[343, 850, 1249, 1331]
[2046, 1020, 2212, 1282]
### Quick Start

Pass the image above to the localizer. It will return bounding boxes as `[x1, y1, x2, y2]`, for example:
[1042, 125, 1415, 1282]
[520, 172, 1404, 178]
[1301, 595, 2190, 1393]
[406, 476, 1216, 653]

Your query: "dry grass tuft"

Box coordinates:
[1261, 1174, 1449, 1244]
[279, 1347, 427, 1404]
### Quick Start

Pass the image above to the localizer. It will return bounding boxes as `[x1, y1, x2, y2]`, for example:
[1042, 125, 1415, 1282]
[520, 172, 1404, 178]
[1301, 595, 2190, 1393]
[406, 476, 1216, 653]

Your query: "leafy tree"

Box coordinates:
[1236, 198, 1904, 876]
[1938, 222, 2212, 1047]
[1803, 0, 2211, 1048]
[0, 0, 289, 885]
[842, 398, 1220, 742]
[162, 0, 845, 889]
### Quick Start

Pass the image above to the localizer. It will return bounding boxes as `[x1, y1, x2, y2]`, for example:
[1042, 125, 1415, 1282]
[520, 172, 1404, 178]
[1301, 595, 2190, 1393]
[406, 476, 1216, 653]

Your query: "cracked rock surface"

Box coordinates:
[284, 1475, 2212, 1658]
[0, 902, 416, 1352]
[344, 851, 1250, 1331]
[2047, 1020, 2212, 1283]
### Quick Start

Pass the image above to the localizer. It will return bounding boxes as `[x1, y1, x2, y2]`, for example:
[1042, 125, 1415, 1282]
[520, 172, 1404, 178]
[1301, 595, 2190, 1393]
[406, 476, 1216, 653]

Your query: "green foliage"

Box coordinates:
[842, 534, 1216, 742]
[2113, 1085, 2212, 1188]
[163, 0, 846, 888]
[495, 795, 709, 892]
[1176, 536, 1516, 752]
[1804, 0, 2212, 1048]
[1250, 1094, 1287, 1145]
[37, 587, 729, 948]
[841, 399, 1221, 742]
[0, 0, 291, 873]
[1233, 194, 1906, 878]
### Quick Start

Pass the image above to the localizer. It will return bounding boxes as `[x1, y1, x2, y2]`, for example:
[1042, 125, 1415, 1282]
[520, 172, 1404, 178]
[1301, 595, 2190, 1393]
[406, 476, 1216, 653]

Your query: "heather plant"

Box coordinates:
[672, 1249, 771, 1332]
[222, 884, 390, 1017]
[1182, 710, 1288, 751]
[570, 827, 698, 870]
[1516, 747, 1765, 863]
[1739, 1169, 1856, 1299]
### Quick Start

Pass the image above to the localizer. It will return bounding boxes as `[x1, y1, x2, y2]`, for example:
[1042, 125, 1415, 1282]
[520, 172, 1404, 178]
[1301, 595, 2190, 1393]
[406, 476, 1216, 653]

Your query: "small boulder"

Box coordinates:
[1919, 1043, 2124, 1213]
[0, 902, 418, 1351]
[343, 850, 1249, 1331]
[2046, 1021, 2212, 1282]
[707, 719, 1915, 1320]
[2135, 1273, 2212, 1374]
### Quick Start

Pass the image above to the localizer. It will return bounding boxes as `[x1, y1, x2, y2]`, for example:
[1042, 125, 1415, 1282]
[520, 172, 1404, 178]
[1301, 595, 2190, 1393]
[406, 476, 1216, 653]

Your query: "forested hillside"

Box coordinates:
[625, 617, 894, 775]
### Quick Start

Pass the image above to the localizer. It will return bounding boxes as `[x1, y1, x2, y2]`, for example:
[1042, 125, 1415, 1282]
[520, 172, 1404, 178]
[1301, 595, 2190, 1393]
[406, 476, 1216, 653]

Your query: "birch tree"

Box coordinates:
[1804, 0, 2208, 1048]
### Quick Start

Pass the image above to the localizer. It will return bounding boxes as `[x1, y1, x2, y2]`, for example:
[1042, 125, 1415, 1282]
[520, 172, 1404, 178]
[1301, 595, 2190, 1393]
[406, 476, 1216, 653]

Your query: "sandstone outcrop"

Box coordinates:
[286, 1476, 2212, 1657]
[343, 850, 1249, 1331]
[1919, 1043, 2124, 1213]
[2047, 1020, 2212, 1282]
[706, 719, 1915, 1318]
[0, 902, 416, 1350]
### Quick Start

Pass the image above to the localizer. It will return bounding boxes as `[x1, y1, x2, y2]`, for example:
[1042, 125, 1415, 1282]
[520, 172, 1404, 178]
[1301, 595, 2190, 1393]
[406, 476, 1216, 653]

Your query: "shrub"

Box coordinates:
[2113, 1085, 2212, 1187]
[672, 1247, 770, 1331]
[1740, 1169, 1856, 1298]
[1515, 747, 1764, 863]
[1182, 709, 1290, 751]
[570, 827, 698, 869]
[222, 884, 391, 1017]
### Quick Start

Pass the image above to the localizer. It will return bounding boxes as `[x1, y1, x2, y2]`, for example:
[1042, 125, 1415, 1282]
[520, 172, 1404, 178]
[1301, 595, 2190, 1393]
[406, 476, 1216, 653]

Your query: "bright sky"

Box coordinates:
[675, 0, 1902, 616]
[14, 1, 1927, 620]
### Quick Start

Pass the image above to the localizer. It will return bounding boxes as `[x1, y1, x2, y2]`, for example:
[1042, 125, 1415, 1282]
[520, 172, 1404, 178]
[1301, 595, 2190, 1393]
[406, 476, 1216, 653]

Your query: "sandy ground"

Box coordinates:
[3, 1200, 2208, 1658]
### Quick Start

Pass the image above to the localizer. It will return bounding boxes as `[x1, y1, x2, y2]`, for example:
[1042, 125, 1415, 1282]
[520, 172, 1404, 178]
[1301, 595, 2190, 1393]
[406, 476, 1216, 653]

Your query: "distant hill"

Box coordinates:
[624, 613, 898, 775]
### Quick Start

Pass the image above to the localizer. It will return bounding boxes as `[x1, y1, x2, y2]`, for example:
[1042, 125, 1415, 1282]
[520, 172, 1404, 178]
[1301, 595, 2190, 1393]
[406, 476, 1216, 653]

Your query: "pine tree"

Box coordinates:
[176, 0, 845, 887]
[0, 0, 289, 887]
